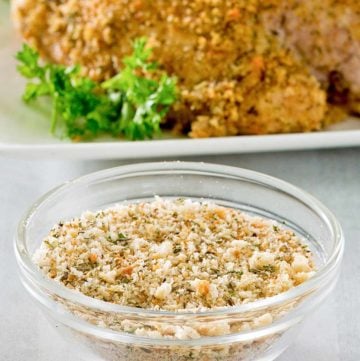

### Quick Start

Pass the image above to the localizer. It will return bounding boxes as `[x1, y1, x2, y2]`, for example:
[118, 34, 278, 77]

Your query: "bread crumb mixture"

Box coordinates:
[34, 198, 315, 311]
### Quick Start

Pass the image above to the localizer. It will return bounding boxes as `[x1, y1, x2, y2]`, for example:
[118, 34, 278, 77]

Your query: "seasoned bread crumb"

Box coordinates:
[34, 197, 315, 311]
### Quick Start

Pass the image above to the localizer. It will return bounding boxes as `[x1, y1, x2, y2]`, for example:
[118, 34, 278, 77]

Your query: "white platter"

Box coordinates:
[1, 2, 360, 160]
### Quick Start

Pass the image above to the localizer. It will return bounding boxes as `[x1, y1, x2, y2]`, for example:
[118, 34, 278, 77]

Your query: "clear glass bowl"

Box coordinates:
[15, 162, 344, 361]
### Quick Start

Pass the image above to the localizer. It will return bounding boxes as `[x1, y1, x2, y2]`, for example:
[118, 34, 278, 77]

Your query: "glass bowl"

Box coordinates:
[15, 162, 344, 361]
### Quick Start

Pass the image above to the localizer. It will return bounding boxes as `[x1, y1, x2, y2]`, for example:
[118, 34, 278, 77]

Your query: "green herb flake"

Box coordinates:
[118, 233, 130, 241]
[44, 240, 56, 249]
[107, 233, 130, 245]
[262, 265, 276, 273]
[227, 270, 244, 277]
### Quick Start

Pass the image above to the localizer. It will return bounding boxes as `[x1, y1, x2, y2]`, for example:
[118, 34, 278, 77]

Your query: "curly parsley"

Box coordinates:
[16, 39, 177, 141]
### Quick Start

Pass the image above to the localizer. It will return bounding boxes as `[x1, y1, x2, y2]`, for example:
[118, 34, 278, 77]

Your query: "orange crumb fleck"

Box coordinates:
[227, 8, 241, 21]
[197, 280, 210, 296]
[89, 253, 98, 263]
[121, 266, 134, 276]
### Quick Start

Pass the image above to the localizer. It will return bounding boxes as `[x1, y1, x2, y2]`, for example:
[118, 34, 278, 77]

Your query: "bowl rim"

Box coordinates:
[15, 161, 344, 317]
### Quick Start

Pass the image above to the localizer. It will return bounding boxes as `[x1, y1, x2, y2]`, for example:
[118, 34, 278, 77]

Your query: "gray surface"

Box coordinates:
[0, 148, 359, 361]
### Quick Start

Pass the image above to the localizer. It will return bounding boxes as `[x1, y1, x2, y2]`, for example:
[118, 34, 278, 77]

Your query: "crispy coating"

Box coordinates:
[12, 0, 328, 137]
[176, 49, 326, 137]
[262, 0, 360, 114]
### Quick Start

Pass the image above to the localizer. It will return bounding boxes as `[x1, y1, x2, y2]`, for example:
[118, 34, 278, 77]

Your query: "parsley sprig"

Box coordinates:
[16, 39, 177, 141]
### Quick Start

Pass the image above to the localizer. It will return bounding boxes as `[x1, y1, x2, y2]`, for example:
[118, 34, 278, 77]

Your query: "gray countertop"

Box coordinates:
[1, 148, 359, 361]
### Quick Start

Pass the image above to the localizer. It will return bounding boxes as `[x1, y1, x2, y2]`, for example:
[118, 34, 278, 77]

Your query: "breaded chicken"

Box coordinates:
[175, 45, 326, 137]
[12, 0, 327, 137]
[262, 0, 360, 114]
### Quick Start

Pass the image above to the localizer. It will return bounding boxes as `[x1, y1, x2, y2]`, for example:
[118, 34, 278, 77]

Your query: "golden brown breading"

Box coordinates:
[262, 0, 360, 114]
[175, 48, 326, 137]
[12, 0, 327, 137]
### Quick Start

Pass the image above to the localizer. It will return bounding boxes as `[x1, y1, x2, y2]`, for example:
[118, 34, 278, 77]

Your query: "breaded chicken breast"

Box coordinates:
[12, 0, 327, 137]
[262, 0, 360, 114]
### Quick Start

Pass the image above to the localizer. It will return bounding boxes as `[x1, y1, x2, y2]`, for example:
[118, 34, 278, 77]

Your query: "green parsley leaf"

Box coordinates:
[16, 44, 46, 80]
[16, 39, 177, 141]
[102, 38, 177, 140]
